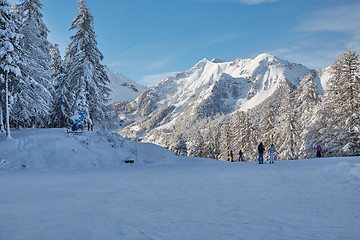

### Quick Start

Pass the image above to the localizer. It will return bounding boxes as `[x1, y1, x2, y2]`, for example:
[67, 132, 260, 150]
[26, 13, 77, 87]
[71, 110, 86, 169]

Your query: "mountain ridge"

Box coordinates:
[113, 53, 330, 150]
[105, 66, 148, 104]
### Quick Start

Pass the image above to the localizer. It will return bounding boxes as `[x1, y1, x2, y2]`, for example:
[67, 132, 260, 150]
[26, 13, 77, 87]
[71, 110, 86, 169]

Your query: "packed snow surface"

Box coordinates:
[1, 129, 360, 240]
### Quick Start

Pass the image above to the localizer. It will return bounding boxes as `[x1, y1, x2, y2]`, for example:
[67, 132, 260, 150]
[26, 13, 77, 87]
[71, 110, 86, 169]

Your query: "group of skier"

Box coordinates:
[228, 143, 279, 164]
[229, 143, 324, 164]
[257, 142, 278, 164]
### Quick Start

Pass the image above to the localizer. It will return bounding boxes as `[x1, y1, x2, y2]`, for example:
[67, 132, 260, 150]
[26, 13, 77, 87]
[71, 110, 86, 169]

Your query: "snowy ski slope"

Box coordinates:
[0, 129, 359, 240]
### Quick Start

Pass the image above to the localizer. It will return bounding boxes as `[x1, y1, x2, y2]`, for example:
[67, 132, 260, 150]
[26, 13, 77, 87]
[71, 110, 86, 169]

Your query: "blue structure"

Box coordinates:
[69, 113, 85, 132]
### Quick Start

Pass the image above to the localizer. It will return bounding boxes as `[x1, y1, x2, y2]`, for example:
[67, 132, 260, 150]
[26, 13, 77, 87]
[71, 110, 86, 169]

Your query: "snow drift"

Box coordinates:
[0, 128, 175, 171]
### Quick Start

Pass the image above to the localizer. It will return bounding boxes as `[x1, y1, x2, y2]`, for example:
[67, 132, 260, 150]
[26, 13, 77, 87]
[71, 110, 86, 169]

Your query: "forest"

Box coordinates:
[0, 0, 110, 138]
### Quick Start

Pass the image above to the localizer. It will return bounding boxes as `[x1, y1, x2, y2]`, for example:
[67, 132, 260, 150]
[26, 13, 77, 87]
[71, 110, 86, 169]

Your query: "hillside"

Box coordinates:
[0, 128, 175, 170]
[0, 129, 359, 240]
[113, 54, 330, 157]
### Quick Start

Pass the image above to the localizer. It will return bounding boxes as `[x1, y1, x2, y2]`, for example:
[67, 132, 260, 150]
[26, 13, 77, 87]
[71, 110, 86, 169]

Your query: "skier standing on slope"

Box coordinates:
[258, 142, 265, 164]
[267, 144, 279, 164]
[238, 150, 244, 162]
[230, 150, 234, 162]
[315, 145, 323, 158]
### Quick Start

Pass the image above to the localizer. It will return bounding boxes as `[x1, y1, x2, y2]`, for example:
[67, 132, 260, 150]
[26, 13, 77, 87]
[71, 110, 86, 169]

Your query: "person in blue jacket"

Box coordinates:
[267, 144, 279, 164]
[258, 142, 265, 164]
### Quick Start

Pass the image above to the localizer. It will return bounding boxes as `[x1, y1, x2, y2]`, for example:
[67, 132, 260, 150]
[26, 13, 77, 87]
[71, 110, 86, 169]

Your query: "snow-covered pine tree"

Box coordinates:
[320, 50, 360, 156]
[202, 115, 222, 159]
[65, 0, 110, 126]
[230, 111, 256, 161]
[232, 111, 258, 161]
[274, 82, 299, 160]
[259, 100, 277, 151]
[219, 116, 232, 161]
[50, 43, 63, 80]
[189, 129, 205, 157]
[295, 73, 321, 158]
[50, 43, 71, 128]
[0, 0, 24, 138]
[231, 112, 244, 160]
[305, 99, 337, 158]
[203, 127, 218, 159]
[16, 0, 53, 127]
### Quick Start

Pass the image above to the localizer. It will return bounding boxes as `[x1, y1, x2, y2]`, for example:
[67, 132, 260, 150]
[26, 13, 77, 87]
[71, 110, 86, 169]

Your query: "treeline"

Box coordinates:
[159, 50, 360, 161]
[0, 0, 110, 138]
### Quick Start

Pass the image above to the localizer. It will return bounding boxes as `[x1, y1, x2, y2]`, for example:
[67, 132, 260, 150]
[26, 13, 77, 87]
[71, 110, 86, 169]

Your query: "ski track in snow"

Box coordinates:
[1, 157, 360, 240]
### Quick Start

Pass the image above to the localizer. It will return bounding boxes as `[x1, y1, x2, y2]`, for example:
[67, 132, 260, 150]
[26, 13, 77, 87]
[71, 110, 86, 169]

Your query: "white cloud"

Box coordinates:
[269, 3, 360, 70]
[139, 72, 180, 86]
[296, 3, 360, 50]
[297, 3, 360, 33]
[269, 48, 339, 69]
[145, 55, 177, 70]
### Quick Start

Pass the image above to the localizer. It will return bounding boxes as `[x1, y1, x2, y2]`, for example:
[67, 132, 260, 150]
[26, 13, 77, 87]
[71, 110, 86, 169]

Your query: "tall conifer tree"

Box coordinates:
[295, 73, 321, 158]
[321, 50, 360, 156]
[274, 82, 299, 160]
[14, 0, 53, 127]
[0, 0, 23, 137]
[50, 43, 71, 128]
[65, 0, 110, 126]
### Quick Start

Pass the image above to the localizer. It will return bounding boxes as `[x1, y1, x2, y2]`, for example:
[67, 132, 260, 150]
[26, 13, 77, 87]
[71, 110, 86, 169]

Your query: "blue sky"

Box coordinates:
[27, 0, 360, 85]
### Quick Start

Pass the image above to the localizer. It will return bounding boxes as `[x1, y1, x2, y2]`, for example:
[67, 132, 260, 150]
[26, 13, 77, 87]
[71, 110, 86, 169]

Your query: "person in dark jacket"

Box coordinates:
[258, 142, 265, 164]
[230, 150, 234, 162]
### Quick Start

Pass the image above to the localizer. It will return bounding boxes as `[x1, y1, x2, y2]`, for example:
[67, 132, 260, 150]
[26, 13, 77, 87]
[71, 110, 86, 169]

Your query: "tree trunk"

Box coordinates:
[5, 73, 12, 139]
[0, 98, 4, 132]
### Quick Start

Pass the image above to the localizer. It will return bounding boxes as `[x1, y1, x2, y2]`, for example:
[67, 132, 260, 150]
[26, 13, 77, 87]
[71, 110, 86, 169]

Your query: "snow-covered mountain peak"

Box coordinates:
[115, 53, 329, 145]
[244, 54, 290, 75]
[105, 66, 148, 103]
[127, 54, 318, 113]
[253, 53, 275, 62]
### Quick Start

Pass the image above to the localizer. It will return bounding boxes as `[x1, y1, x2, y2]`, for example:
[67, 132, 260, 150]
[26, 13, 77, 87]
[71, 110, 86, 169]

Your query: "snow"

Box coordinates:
[0, 129, 360, 240]
[0, 128, 175, 170]
[316, 66, 332, 91]
[240, 88, 275, 111]
[105, 66, 148, 103]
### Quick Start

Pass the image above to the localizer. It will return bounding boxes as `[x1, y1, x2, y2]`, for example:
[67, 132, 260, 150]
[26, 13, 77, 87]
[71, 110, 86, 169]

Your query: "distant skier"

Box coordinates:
[238, 150, 244, 162]
[267, 144, 279, 164]
[230, 150, 234, 162]
[258, 142, 265, 164]
[315, 145, 323, 158]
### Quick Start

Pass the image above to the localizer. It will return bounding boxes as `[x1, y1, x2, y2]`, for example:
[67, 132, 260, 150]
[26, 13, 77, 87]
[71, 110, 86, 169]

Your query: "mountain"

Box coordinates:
[105, 66, 148, 104]
[115, 54, 325, 129]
